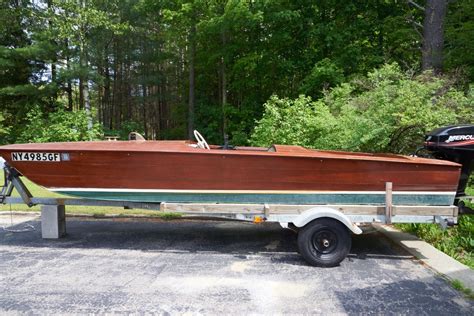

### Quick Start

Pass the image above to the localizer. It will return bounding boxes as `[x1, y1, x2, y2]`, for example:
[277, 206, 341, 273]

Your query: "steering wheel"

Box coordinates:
[193, 130, 210, 150]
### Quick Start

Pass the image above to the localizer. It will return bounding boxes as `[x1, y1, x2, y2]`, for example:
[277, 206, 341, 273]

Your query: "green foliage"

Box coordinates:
[396, 173, 474, 270]
[397, 214, 474, 269]
[224, 104, 259, 145]
[18, 106, 102, 143]
[160, 103, 188, 141]
[467, 183, 474, 201]
[300, 59, 345, 99]
[0, 112, 9, 143]
[251, 95, 336, 148]
[0, 1, 58, 143]
[1, 1, 473, 143]
[445, 0, 474, 82]
[0, 112, 10, 144]
[450, 279, 474, 300]
[50, 0, 129, 43]
[160, 213, 182, 220]
[251, 63, 474, 154]
[104, 120, 146, 141]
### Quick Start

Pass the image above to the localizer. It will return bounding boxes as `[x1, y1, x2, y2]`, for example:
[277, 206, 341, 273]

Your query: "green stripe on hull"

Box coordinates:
[58, 191, 455, 206]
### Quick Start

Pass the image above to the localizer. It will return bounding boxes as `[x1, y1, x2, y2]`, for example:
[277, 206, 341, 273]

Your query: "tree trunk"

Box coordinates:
[67, 80, 73, 110]
[187, 20, 196, 140]
[103, 54, 111, 129]
[220, 30, 227, 138]
[65, 39, 73, 111]
[143, 84, 148, 139]
[112, 39, 122, 130]
[84, 82, 93, 133]
[111, 40, 118, 129]
[125, 43, 132, 122]
[47, 0, 56, 110]
[79, 78, 84, 109]
[80, 37, 93, 134]
[221, 57, 227, 136]
[421, 0, 447, 73]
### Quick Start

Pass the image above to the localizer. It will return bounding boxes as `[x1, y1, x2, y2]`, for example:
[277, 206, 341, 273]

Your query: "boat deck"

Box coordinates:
[0, 140, 460, 166]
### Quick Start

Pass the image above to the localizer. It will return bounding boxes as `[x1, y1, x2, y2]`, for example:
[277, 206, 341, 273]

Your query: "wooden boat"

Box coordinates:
[0, 131, 461, 206]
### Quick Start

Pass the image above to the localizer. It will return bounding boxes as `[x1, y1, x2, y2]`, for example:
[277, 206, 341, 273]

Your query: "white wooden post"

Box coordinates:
[385, 182, 393, 224]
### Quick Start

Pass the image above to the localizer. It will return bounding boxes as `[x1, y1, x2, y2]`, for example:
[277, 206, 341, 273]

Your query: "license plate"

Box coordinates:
[11, 152, 61, 162]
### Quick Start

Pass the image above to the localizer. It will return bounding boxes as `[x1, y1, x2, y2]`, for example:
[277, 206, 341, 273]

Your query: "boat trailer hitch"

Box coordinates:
[1, 163, 34, 207]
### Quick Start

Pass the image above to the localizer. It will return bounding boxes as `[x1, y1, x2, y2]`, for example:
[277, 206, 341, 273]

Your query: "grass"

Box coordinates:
[466, 185, 474, 206]
[0, 171, 178, 218]
[396, 215, 474, 268]
[396, 185, 474, 269]
[451, 279, 474, 300]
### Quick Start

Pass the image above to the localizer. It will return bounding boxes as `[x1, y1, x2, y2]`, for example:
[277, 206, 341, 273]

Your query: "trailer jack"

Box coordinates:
[1, 164, 34, 207]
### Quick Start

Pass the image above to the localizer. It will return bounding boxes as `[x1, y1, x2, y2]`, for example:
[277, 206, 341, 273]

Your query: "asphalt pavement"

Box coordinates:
[0, 215, 473, 314]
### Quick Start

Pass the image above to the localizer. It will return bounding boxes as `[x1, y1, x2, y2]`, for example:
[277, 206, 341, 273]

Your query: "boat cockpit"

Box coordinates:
[128, 129, 277, 152]
[189, 130, 276, 152]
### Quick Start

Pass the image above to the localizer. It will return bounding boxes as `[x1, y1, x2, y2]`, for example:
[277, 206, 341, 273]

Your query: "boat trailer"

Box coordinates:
[1, 163, 458, 267]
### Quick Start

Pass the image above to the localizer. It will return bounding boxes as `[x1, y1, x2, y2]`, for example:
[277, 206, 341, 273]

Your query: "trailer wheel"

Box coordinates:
[297, 218, 351, 267]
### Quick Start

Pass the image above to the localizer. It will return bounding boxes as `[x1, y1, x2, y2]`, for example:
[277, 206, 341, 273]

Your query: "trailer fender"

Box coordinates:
[292, 207, 363, 235]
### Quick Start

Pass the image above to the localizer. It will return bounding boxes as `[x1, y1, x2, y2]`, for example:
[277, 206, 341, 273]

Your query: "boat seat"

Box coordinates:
[129, 132, 146, 141]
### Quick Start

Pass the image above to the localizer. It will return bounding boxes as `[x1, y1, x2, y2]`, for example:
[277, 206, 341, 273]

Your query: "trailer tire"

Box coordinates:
[297, 218, 351, 267]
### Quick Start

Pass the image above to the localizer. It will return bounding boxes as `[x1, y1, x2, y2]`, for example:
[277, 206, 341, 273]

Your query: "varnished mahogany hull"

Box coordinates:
[0, 141, 461, 205]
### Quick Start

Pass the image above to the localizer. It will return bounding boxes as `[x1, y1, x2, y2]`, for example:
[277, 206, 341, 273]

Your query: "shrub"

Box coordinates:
[396, 214, 474, 268]
[0, 112, 9, 143]
[251, 95, 337, 148]
[251, 63, 474, 154]
[299, 58, 345, 98]
[17, 106, 102, 143]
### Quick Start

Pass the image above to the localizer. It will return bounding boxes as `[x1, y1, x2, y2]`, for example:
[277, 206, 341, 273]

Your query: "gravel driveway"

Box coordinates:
[0, 216, 472, 314]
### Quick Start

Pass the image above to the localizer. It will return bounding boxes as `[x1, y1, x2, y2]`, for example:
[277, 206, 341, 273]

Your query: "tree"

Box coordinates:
[0, 0, 58, 142]
[421, 0, 448, 73]
[48, 0, 127, 134]
[0, 0, 471, 145]
[408, 0, 448, 73]
[445, 0, 474, 82]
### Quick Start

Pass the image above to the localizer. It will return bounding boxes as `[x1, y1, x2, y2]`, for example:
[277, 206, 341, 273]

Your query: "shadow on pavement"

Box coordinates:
[335, 278, 473, 315]
[0, 217, 413, 262]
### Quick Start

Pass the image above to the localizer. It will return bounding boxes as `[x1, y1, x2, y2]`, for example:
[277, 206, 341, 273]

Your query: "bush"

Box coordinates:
[17, 106, 102, 143]
[251, 63, 474, 154]
[251, 95, 337, 148]
[299, 58, 345, 99]
[0, 112, 9, 143]
[397, 215, 474, 268]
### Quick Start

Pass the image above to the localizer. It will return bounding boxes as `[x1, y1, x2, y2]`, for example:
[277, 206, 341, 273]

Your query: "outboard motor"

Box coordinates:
[424, 125, 474, 198]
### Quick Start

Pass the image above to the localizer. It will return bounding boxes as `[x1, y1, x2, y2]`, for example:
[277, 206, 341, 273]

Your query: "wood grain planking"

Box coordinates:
[160, 203, 456, 216]
[0, 141, 461, 194]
